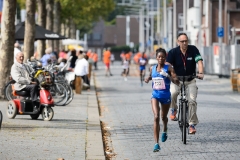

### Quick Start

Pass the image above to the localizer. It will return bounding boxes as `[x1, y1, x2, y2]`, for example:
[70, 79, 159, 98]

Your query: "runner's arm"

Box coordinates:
[168, 65, 180, 86]
[145, 66, 152, 83]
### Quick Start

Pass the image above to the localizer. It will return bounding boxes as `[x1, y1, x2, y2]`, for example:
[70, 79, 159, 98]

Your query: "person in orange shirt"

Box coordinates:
[92, 52, 98, 70]
[86, 49, 92, 57]
[125, 51, 131, 75]
[134, 52, 142, 64]
[103, 48, 112, 76]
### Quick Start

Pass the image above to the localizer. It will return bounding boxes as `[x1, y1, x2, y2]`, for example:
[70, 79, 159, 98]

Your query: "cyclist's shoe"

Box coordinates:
[161, 131, 168, 142]
[189, 125, 196, 134]
[170, 109, 178, 121]
[153, 143, 160, 152]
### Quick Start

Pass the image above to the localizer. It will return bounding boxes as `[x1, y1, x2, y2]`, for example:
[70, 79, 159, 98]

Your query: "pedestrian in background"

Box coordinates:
[122, 56, 129, 81]
[92, 52, 98, 70]
[40, 48, 52, 67]
[103, 48, 113, 76]
[69, 49, 77, 69]
[110, 54, 115, 65]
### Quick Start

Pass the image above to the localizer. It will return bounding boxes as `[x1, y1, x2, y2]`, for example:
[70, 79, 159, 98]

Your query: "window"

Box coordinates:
[93, 33, 101, 40]
[178, 13, 184, 28]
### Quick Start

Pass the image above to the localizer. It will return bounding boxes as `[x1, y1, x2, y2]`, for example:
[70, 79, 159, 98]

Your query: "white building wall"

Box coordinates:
[187, 7, 199, 46]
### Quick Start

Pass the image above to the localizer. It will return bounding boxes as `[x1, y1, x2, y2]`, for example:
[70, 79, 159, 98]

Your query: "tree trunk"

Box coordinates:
[70, 18, 76, 39]
[24, 0, 36, 61]
[60, 22, 65, 51]
[0, 0, 16, 98]
[53, 1, 61, 52]
[37, 0, 46, 59]
[46, 0, 54, 49]
[65, 19, 70, 38]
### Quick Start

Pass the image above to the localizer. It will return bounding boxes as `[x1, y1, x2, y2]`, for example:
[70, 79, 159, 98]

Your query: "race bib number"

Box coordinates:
[152, 77, 166, 90]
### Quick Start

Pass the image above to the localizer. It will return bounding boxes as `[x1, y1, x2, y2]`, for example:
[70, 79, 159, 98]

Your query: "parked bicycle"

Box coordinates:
[177, 75, 201, 144]
[4, 58, 74, 106]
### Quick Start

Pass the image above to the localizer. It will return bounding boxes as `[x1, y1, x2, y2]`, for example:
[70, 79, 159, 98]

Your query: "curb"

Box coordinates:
[86, 72, 105, 160]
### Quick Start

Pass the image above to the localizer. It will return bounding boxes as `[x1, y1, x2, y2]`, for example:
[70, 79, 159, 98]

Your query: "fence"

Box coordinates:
[201, 45, 240, 77]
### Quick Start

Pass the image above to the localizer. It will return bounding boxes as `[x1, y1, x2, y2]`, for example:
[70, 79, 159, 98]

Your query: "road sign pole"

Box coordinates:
[218, 0, 222, 76]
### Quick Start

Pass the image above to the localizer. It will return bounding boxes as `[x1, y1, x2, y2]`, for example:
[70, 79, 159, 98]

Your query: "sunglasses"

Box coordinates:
[179, 40, 188, 43]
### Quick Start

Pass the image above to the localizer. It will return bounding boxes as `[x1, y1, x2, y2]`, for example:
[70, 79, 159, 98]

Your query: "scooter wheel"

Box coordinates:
[7, 101, 17, 119]
[41, 107, 54, 121]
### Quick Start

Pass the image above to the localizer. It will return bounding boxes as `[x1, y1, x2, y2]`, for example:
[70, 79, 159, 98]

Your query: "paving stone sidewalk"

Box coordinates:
[0, 73, 104, 160]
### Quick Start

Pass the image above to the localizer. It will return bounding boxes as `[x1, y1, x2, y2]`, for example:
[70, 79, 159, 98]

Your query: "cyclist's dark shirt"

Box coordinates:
[166, 45, 203, 79]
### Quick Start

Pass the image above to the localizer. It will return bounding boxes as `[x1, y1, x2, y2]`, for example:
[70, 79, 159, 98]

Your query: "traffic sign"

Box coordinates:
[217, 27, 224, 37]
[163, 37, 168, 44]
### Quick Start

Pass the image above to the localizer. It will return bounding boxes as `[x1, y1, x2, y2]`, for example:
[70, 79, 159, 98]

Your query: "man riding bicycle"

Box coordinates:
[166, 33, 204, 134]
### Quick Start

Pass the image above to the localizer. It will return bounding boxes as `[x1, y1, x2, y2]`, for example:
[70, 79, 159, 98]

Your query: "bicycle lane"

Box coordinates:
[95, 61, 240, 159]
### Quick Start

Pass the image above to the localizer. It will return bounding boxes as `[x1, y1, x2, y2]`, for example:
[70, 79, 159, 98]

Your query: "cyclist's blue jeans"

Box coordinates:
[170, 79, 199, 126]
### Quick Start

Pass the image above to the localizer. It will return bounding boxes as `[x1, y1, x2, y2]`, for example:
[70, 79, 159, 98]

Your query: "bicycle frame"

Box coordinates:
[177, 77, 189, 144]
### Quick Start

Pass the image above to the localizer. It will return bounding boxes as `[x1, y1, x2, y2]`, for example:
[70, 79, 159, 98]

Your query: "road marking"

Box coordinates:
[225, 95, 240, 103]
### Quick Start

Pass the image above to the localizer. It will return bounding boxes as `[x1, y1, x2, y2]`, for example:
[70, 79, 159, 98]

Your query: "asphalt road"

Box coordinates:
[95, 61, 240, 160]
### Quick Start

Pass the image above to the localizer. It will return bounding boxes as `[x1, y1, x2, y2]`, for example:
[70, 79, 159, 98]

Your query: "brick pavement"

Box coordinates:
[95, 61, 240, 160]
[0, 73, 104, 160]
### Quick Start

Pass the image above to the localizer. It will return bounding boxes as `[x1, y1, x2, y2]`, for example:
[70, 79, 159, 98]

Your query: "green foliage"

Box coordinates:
[60, 0, 115, 32]
[106, 5, 126, 23]
[111, 45, 130, 53]
[17, 0, 26, 9]
[110, 44, 139, 53]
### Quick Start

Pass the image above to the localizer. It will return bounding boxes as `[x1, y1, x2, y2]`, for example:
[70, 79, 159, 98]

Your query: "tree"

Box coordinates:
[23, 0, 36, 61]
[46, 0, 54, 48]
[0, 0, 17, 98]
[53, 0, 61, 52]
[37, 0, 46, 59]
[60, 0, 115, 37]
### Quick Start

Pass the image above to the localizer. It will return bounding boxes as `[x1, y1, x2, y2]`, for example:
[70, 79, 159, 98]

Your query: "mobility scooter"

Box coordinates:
[6, 71, 54, 121]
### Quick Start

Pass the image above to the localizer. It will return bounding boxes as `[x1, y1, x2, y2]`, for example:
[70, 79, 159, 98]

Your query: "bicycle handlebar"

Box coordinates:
[177, 75, 203, 82]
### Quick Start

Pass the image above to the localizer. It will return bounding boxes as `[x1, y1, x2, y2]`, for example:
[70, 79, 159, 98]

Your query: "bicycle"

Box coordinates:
[177, 75, 201, 144]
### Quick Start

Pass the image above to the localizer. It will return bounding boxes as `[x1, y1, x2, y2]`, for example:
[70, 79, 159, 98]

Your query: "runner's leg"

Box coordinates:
[151, 98, 160, 143]
[161, 103, 170, 132]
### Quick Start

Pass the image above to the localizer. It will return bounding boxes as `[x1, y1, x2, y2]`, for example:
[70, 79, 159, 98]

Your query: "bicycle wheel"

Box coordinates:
[49, 82, 68, 106]
[57, 82, 73, 106]
[178, 102, 183, 139]
[0, 110, 2, 129]
[183, 102, 187, 144]
[4, 80, 16, 101]
[63, 83, 74, 106]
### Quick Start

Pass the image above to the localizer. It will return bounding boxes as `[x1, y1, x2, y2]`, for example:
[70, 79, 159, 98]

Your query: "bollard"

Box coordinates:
[88, 63, 92, 80]
[238, 71, 240, 92]
[231, 69, 239, 91]
[75, 76, 82, 94]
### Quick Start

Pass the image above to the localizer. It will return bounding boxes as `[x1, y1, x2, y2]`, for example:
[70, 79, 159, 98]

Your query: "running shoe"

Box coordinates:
[153, 143, 160, 152]
[170, 109, 177, 121]
[161, 131, 168, 142]
[189, 125, 196, 134]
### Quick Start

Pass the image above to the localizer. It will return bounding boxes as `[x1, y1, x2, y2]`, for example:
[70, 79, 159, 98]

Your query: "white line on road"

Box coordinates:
[225, 95, 240, 103]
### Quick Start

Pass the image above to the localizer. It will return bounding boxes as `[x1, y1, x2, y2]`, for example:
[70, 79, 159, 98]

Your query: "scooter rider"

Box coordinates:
[11, 52, 39, 112]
